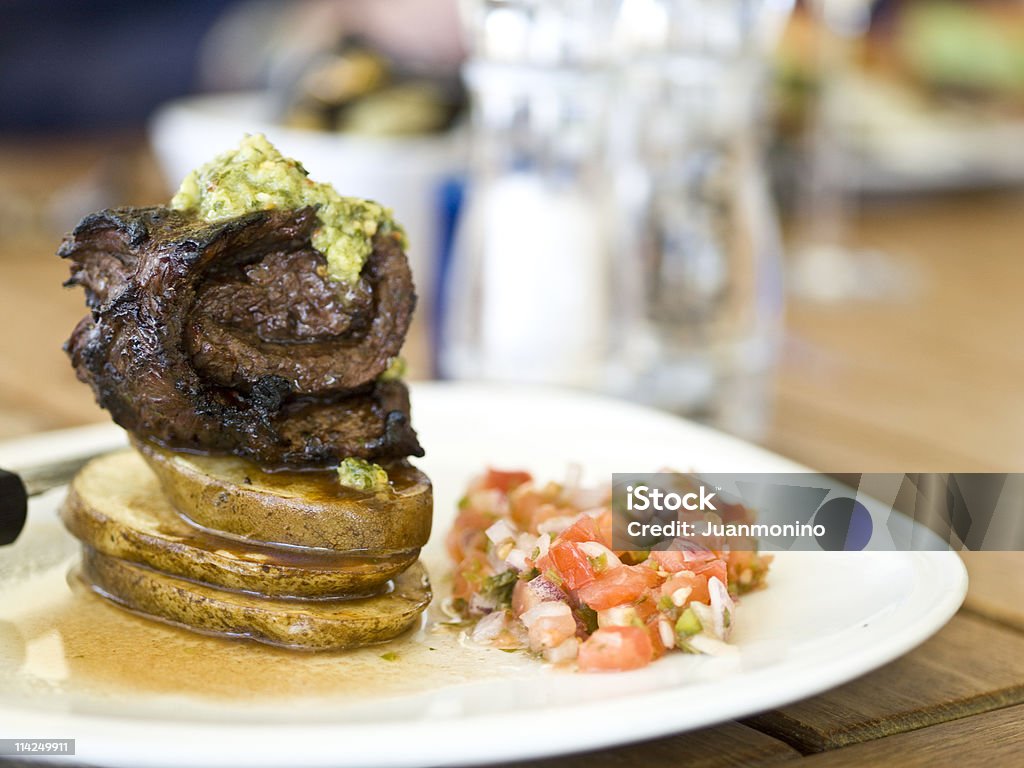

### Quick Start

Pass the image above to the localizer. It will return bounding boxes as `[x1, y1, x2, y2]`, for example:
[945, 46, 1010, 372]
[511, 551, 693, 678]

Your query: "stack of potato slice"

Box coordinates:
[59, 443, 432, 650]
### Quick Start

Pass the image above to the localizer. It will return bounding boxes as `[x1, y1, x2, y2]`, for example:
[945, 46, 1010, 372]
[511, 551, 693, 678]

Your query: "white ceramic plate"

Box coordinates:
[0, 383, 966, 768]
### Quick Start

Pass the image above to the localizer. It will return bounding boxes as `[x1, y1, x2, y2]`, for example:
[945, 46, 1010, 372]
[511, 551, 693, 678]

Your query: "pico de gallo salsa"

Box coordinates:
[446, 468, 773, 672]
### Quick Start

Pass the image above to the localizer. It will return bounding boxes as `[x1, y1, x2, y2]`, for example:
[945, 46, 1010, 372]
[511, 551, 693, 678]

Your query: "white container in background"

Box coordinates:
[444, 173, 608, 387]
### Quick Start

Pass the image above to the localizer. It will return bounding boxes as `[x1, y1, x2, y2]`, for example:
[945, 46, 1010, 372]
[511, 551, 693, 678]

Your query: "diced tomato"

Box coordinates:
[632, 593, 660, 623]
[558, 516, 603, 544]
[445, 508, 494, 562]
[511, 576, 566, 617]
[658, 558, 728, 606]
[482, 468, 533, 494]
[595, 510, 614, 548]
[527, 610, 578, 652]
[577, 566, 650, 610]
[508, 488, 573, 533]
[645, 614, 668, 659]
[508, 489, 541, 531]
[511, 579, 533, 617]
[631, 563, 666, 588]
[530, 503, 573, 532]
[578, 626, 654, 672]
[538, 541, 598, 590]
[691, 559, 728, 588]
[649, 550, 681, 572]
[650, 549, 717, 573]
[660, 570, 706, 606]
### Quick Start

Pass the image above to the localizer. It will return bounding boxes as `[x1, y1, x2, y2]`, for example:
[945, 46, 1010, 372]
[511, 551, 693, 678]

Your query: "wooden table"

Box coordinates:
[1, 138, 1022, 766]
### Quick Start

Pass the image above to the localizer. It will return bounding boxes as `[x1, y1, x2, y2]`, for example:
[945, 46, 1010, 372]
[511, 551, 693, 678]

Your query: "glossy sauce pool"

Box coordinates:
[0, 514, 546, 723]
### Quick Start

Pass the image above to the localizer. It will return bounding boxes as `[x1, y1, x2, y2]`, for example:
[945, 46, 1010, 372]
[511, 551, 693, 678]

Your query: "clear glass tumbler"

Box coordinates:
[442, 0, 791, 438]
[604, 50, 785, 438]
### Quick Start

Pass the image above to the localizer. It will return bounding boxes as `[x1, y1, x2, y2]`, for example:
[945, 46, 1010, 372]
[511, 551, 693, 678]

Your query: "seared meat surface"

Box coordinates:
[62, 206, 422, 468]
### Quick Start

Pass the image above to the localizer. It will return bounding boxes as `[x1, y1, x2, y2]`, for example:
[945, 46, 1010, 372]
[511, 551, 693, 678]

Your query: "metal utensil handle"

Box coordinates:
[0, 468, 28, 546]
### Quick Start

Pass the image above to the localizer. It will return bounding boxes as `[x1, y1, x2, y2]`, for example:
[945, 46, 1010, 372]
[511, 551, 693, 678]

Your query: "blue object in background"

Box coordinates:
[431, 174, 465, 376]
[0, 0, 237, 133]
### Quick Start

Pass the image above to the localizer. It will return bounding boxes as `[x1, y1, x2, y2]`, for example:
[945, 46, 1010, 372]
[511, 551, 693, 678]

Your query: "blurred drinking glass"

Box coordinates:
[605, 0, 793, 438]
[441, 0, 792, 439]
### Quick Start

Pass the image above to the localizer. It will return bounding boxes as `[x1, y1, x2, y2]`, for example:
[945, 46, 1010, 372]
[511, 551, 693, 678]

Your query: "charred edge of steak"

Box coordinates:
[269, 379, 424, 467]
[61, 206, 422, 468]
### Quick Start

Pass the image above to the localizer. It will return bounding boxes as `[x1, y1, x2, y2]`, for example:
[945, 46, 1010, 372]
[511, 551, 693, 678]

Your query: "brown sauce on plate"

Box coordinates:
[0, 534, 537, 717]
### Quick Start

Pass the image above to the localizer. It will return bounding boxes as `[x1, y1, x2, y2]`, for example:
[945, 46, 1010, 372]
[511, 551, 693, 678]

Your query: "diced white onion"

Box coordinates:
[597, 605, 638, 628]
[670, 586, 693, 607]
[470, 488, 505, 515]
[520, 600, 572, 628]
[708, 576, 735, 641]
[689, 601, 715, 636]
[505, 548, 530, 572]
[518, 576, 567, 612]
[536, 533, 552, 557]
[486, 519, 517, 546]
[469, 592, 498, 615]
[515, 532, 538, 552]
[537, 516, 578, 536]
[487, 548, 511, 573]
[471, 610, 509, 643]
[685, 634, 739, 657]
[577, 541, 622, 569]
[659, 617, 676, 649]
[544, 637, 579, 663]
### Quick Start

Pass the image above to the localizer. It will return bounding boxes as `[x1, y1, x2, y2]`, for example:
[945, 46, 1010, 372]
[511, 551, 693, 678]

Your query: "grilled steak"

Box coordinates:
[62, 206, 422, 468]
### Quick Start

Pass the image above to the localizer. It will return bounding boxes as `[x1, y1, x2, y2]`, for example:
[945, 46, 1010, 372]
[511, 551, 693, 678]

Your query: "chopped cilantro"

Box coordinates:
[482, 570, 518, 607]
[337, 457, 388, 491]
[170, 134, 404, 287]
[519, 567, 540, 582]
[577, 604, 599, 634]
[379, 356, 407, 381]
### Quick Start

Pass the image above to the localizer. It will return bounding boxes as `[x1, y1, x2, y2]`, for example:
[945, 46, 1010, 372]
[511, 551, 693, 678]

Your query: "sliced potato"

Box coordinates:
[81, 547, 431, 651]
[62, 450, 417, 598]
[134, 440, 433, 552]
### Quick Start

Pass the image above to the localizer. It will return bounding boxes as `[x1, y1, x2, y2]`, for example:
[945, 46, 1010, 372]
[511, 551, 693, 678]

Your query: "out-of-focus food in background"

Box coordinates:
[774, 0, 1024, 192]
[280, 37, 465, 136]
